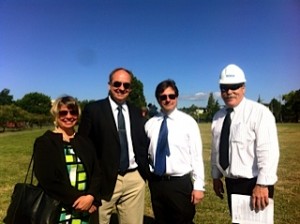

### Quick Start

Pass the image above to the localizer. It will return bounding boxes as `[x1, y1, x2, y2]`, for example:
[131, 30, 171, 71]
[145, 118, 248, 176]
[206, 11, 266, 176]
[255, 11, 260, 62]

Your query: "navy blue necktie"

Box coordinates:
[117, 105, 129, 173]
[219, 108, 233, 170]
[154, 116, 170, 176]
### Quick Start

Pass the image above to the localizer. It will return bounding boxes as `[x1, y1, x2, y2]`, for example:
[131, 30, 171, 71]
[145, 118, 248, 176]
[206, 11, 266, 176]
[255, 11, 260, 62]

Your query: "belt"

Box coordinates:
[118, 168, 138, 176]
[151, 173, 190, 181]
[225, 177, 257, 183]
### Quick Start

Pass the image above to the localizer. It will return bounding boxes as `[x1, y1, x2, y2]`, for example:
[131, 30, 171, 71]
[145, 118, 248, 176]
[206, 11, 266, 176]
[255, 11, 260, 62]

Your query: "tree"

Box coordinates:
[78, 99, 96, 111]
[0, 105, 12, 131]
[205, 92, 220, 122]
[0, 105, 30, 132]
[257, 95, 263, 103]
[28, 113, 52, 128]
[16, 92, 52, 115]
[179, 104, 206, 122]
[269, 98, 282, 122]
[127, 75, 147, 109]
[180, 104, 198, 118]
[0, 88, 13, 105]
[282, 89, 300, 122]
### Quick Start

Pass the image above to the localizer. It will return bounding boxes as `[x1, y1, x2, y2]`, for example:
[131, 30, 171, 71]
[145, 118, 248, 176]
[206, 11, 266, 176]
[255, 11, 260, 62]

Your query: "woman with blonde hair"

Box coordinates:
[33, 95, 101, 223]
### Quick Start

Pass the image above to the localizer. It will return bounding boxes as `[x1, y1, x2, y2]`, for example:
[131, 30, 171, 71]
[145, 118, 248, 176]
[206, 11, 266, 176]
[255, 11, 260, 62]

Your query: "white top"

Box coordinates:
[211, 97, 280, 185]
[109, 96, 138, 169]
[145, 108, 205, 191]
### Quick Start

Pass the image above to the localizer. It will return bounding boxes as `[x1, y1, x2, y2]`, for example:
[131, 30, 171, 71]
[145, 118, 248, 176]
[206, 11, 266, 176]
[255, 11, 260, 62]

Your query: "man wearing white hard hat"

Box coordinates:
[210, 64, 280, 221]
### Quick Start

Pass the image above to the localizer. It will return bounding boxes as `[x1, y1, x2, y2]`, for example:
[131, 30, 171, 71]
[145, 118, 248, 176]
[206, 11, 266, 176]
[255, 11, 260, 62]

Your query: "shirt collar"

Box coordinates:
[109, 96, 127, 112]
[158, 108, 178, 120]
[230, 97, 246, 113]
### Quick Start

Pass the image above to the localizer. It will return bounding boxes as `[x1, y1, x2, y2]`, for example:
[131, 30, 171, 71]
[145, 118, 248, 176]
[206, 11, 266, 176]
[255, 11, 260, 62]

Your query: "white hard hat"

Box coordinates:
[219, 64, 246, 84]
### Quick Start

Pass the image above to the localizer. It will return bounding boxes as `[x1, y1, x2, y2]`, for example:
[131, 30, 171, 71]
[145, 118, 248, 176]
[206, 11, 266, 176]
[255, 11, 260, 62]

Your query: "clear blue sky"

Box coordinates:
[1, 0, 299, 108]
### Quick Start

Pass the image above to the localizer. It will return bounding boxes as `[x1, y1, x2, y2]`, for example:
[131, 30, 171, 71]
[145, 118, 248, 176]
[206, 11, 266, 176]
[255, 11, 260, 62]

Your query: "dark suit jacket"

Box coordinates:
[78, 97, 150, 201]
[33, 131, 101, 208]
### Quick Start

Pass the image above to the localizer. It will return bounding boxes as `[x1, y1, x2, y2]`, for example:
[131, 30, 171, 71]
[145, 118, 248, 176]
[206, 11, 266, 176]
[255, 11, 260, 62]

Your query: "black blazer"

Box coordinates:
[78, 98, 150, 201]
[33, 131, 101, 208]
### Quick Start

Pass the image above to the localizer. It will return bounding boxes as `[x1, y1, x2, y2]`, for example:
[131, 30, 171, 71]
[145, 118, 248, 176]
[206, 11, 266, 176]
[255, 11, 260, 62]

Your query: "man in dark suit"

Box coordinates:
[78, 68, 150, 224]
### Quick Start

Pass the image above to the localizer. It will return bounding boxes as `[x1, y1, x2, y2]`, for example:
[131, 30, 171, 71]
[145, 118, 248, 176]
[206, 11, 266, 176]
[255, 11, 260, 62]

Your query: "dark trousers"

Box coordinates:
[149, 174, 195, 224]
[225, 177, 274, 223]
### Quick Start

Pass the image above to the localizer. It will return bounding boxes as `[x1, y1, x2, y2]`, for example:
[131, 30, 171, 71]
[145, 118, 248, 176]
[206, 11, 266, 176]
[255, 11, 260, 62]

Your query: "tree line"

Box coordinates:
[182, 90, 299, 123]
[0, 84, 299, 132]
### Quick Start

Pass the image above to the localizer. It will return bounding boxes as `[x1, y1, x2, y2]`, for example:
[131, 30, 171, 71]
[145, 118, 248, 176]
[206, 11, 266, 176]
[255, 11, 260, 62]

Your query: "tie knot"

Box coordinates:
[226, 108, 233, 114]
[117, 105, 123, 112]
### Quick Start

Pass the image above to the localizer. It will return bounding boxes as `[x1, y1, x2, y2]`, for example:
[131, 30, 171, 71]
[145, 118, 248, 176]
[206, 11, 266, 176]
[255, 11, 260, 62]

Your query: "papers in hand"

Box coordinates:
[231, 194, 274, 224]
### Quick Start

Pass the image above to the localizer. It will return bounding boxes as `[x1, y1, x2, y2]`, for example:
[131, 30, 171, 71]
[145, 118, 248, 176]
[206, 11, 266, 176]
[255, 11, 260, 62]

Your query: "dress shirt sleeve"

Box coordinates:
[189, 120, 205, 191]
[255, 109, 280, 185]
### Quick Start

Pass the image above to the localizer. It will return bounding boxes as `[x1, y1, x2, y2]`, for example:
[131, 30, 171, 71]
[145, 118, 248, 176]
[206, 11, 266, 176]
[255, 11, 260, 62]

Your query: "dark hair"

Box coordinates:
[108, 67, 133, 83]
[155, 79, 179, 101]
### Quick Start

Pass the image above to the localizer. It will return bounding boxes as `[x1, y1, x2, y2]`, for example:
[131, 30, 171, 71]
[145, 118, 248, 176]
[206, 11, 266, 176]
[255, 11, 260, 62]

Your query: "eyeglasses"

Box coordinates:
[220, 83, 244, 92]
[58, 110, 79, 117]
[112, 81, 131, 89]
[159, 94, 177, 101]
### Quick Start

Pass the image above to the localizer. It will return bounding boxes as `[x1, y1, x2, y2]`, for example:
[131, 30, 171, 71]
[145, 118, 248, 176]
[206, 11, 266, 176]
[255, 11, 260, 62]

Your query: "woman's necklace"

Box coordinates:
[53, 128, 75, 142]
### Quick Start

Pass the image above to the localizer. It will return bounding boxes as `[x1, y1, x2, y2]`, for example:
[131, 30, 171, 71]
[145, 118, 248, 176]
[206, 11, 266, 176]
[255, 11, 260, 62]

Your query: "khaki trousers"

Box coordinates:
[99, 170, 145, 224]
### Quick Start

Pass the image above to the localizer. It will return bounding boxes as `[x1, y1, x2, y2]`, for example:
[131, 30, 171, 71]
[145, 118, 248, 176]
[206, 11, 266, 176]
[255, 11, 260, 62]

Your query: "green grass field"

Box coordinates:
[0, 123, 299, 224]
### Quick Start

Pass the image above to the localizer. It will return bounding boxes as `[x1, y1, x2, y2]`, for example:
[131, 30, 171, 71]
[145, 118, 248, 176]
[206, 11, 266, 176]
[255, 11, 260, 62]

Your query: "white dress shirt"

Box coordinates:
[145, 108, 205, 191]
[211, 97, 280, 185]
[109, 96, 138, 169]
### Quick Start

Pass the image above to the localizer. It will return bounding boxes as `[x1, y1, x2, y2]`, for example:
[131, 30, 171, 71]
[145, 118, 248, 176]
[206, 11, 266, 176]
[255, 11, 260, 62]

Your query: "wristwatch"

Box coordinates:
[257, 184, 268, 188]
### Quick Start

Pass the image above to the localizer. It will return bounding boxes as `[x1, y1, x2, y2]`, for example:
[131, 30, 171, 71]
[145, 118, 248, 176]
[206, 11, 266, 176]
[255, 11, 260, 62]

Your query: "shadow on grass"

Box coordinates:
[109, 213, 155, 224]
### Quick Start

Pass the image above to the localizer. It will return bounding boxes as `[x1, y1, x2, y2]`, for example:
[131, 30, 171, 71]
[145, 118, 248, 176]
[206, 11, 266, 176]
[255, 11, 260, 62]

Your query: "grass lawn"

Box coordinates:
[0, 123, 299, 223]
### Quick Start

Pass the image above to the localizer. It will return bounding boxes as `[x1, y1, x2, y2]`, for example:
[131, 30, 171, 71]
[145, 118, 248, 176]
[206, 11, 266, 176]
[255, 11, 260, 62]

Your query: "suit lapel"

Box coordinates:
[103, 98, 120, 141]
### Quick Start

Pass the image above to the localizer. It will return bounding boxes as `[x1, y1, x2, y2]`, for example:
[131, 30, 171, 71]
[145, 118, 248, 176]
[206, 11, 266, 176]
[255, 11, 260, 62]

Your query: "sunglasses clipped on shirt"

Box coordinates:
[220, 83, 244, 92]
[159, 94, 177, 101]
[58, 110, 79, 117]
[112, 81, 131, 90]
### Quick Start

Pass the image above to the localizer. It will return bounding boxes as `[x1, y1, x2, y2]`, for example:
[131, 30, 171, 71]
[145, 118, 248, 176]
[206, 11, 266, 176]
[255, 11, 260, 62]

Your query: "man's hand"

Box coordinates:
[88, 205, 97, 214]
[73, 195, 94, 211]
[251, 185, 269, 211]
[213, 178, 224, 199]
[191, 190, 204, 205]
